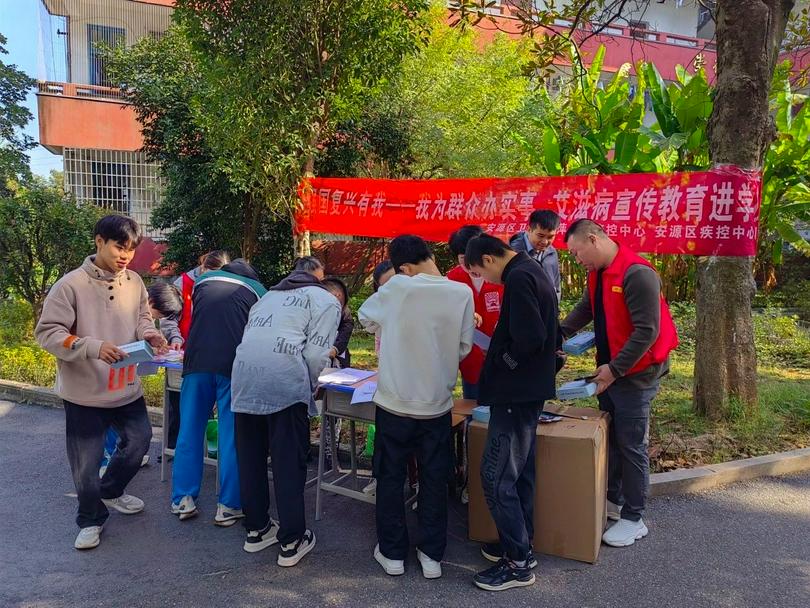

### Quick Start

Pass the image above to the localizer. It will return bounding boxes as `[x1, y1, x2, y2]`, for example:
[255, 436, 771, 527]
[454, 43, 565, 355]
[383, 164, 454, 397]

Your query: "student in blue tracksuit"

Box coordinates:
[170, 259, 266, 526]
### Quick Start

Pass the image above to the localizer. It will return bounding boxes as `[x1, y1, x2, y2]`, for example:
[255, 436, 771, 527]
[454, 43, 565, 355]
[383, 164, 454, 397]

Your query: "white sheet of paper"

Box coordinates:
[473, 329, 491, 351]
[318, 368, 376, 385]
[351, 382, 377, 405]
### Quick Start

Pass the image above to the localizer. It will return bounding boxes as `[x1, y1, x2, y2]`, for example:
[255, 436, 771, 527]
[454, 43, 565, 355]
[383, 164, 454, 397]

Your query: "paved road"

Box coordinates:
[1, 401, 807, 608]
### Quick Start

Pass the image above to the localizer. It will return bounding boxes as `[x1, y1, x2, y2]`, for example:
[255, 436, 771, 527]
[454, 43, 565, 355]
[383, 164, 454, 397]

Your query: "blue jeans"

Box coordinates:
[480, 403, 541, 562]
[172, 373, 240, 509]
[64, 397, 152, 528]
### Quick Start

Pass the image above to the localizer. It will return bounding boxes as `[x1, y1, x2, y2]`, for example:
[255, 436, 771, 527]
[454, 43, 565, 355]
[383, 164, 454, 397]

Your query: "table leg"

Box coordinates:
[160, 380, 168, 482]
[349, 420, 357, 490]
[316, 412, 327, 521]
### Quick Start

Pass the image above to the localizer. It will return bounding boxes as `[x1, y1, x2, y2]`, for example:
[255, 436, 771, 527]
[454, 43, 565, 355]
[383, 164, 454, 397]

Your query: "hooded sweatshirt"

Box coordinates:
[35, 256, 161, 408]
[182, 260, 266, 378]
[230, 270, 341, 416]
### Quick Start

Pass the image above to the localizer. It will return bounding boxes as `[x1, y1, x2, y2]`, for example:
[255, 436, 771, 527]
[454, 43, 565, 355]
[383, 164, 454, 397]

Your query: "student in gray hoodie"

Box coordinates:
[231, 269, 341, 567]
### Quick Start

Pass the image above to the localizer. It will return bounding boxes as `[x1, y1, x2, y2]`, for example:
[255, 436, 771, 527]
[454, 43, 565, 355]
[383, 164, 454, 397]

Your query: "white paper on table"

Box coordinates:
[318, 368, 376, 385]
[473, 329, 491, 351]
[350, 382, 377, 405]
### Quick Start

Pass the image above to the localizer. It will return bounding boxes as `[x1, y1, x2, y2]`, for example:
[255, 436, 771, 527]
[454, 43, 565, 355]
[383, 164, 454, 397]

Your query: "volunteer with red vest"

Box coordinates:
[174, 250, 231, 340]
[447, 225, 503, 400]
[561, 219, 678, 549]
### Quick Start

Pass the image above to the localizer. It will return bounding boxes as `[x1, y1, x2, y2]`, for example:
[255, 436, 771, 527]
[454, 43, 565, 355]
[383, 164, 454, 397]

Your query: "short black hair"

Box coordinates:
[201, 250, 230, 271]
[372, 260, 393, 292]
[448, 224, 484, 256]
[94, 214, 142, 248]
[464, 234, 512, 267]
[528, 209, 560, 231]
[564, 218, 606, 242]
[293, 256, 324, 275]
[147, 282, 183, 317]
[389, 235, 432, 273]
[323, 277, 349, 307]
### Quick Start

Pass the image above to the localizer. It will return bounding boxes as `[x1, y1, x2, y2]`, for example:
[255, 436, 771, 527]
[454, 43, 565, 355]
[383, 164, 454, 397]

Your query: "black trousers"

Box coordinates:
[64, 397, 152, 528]
[234, 403, 309, 545]
[166, 389, 181, 450]
[597, 379, 659, 522]
[480, 403, 541, 562]
[373, 406, 452, 562]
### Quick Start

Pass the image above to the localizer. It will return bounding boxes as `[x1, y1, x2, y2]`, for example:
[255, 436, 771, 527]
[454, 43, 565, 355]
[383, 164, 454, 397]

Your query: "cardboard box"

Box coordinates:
[468, 404, 609, 563]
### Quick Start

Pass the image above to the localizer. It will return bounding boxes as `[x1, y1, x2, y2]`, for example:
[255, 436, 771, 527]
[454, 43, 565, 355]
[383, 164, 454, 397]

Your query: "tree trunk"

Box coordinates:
[694, 0, 794, 419]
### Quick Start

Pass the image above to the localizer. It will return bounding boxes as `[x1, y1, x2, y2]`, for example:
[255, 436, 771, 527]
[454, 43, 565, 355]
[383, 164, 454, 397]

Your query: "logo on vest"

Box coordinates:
[484, 291, 500, 313]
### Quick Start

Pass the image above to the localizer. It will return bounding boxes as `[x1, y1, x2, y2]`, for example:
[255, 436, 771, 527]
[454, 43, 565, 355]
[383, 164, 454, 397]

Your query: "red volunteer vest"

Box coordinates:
[447, 265, 504, 384]
[587, 245, 679, 376]
[178, 271, 194, 341]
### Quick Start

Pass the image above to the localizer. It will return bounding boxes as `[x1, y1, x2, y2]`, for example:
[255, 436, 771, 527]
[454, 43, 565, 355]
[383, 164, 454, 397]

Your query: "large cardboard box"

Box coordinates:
[468, 404, 609, 563]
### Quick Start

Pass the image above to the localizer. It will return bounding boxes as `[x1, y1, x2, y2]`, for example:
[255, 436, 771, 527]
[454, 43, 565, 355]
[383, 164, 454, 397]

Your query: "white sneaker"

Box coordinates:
[374, 544, 404, 576]
[102, 493, 144, 515]
[277, 530, 317, 567]
[214, 503, 245, 527]
[416, 549, 442, 579]
[74, 526, 102, 550]
[362, 478, 377, 496]
[141, 454, 150, 467]
[606, 500, 622, 521]
[244, 519, 280, 553]
[602, 518, 648, 547]
[171, 495, 198, 521]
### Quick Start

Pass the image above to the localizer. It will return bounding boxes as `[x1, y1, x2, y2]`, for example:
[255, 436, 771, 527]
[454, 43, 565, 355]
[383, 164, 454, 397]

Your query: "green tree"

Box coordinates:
[105, 27, 295, 284]
[0, 176, 101, 321]
[0, 32, 35, 196]
[174, 0, 430, 256]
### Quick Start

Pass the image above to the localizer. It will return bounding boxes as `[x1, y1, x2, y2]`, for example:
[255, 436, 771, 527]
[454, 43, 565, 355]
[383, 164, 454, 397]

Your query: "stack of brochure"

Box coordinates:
[557, 379, 598, 400]
[562, 331, 596, 355]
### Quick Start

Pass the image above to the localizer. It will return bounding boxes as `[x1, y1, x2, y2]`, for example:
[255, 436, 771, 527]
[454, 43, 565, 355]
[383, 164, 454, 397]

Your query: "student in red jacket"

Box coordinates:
[447, 225, 503, 400]
[561, 219, 678, 549]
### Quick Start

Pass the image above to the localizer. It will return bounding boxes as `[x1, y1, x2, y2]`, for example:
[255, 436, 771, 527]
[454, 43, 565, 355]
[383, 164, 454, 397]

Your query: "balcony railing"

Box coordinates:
[37, 81, 129, 102]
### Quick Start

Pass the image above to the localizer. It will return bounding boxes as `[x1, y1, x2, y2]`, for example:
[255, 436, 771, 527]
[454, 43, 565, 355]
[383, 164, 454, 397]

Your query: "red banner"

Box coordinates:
[296, 167, 762, 256]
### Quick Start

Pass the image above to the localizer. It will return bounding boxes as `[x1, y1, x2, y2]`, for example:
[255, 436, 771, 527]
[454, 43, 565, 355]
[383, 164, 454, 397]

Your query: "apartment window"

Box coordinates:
[91, 160, 131, 216]
[628, 20, 653, 40]
[88, 25, 125, 87]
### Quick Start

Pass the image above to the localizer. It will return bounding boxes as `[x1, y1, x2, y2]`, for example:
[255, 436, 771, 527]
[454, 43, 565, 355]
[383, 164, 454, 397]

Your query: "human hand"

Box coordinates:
[329, 347, 338, 359]
[474, 313, 483, 328]
[146, 334, 168, 353]
[99, 342, 127, 365]
[170, 342, 183, 352]
[593, 364, 616, 395]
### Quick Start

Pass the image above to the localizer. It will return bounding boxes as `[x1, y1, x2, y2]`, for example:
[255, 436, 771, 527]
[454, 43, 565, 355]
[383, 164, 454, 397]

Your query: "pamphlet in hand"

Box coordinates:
[473, 329, 491, 352]
[562, 331, 596, 355]
[110, 340, 154, 369]
[318, 368, 376, 386]
[556, 379, 598, 400]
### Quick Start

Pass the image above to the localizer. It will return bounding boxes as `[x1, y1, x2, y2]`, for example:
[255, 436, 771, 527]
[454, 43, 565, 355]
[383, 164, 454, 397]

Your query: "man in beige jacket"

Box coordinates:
[36, 215, 166, 550]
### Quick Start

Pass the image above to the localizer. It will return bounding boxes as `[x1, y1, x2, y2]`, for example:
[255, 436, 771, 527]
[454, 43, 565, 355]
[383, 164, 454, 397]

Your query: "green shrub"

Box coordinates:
[0, 343, 56, 386]
[0, 298, 34, 344]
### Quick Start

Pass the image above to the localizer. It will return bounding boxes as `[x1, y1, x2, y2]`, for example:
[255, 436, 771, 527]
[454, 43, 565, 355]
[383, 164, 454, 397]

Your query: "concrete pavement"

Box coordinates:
[0, 400, 807, 608]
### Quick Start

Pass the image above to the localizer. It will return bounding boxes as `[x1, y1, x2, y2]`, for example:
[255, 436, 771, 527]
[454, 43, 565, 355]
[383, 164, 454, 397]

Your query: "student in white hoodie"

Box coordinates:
[359, 235, 475, 580]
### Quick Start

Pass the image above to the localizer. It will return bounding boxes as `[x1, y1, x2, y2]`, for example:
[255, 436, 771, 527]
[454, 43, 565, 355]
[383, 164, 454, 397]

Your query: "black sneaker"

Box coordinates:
[481, 543, 538, 569]
[243, 519, 279, 553]
[473, 559, 535, 592]
[277, 529, 316, 567]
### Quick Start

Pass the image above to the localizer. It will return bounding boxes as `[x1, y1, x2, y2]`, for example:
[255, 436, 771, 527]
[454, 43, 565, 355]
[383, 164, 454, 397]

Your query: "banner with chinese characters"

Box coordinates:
[296, 167, 762, 256]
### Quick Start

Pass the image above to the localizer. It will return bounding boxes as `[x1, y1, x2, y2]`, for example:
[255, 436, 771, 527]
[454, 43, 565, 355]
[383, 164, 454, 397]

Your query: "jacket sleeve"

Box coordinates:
[548, 248, 562, 303]
[135, 279, 160, 341]
[159, 316, 184, 346]
[560, 288, 593, 338]
[609, 265, 662, 377]
[35, 280, 103, 361]
[333, 308, 354, 355]
[304, 299, 341, 389]
[459, 291, 475, 361]
[493, 273, 548, 370]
